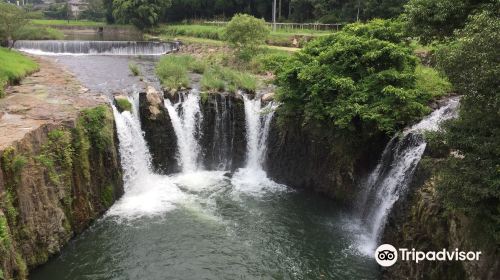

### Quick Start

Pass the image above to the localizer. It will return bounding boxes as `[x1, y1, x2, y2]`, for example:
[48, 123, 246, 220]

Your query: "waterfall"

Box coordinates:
[231, 93, 283, 194]
[164, 91, 203, 173]
[14, 40, 174, 55]
[242, 94, 276, 170]
[358, 97, 460, 252]
[109, 93, 184, 219]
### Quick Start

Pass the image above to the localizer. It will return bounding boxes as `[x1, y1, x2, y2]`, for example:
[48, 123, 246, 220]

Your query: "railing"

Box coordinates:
[204, 21, 343, 31]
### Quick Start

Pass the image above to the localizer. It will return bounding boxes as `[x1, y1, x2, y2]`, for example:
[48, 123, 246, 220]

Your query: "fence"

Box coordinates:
[204, 21, 343, 31]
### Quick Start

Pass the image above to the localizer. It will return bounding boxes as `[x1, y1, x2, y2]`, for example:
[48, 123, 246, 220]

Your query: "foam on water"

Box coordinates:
[109, 96, 184, 219]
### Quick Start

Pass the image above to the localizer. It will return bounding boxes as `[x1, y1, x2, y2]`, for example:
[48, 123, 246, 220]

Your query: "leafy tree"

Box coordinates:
[403, 0, 494, 43]
[434, 10, 500, 244]
[275, 20, 429, 139]
[224, 14, 270, 61]
[113, 0, 172, 30]
[0, 2, 29, 48]
[103, 0, 115, 23]
[43, 3, 72, 20]
[80, 0, 105, 21]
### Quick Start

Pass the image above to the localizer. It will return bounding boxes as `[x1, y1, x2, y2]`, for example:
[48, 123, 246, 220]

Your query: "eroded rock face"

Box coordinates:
[265, 117, 386, 202]
[0, 106, 123, 279]
[139, 87, 179, 174]
[199, 93, 246, 171]
[382, 157, 500, 280]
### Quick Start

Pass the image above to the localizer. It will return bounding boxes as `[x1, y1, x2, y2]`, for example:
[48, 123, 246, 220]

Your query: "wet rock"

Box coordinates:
[139, 88, 179, 174]
[199, 93, 246, 171]
[265, 116, 387, 202]
[261, 92, 275, 102]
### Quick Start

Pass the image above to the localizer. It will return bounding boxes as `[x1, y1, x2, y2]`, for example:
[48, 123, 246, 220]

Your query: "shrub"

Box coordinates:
[275, 22, 429, 137]
[115, 98, 132, 112]
[155, 55, 190, 89]
[414, 64, 452, 98]
[128, 62, 140, 76]
[224, 14, 270, 61]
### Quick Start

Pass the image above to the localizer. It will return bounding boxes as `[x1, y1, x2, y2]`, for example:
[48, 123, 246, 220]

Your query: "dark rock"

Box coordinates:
[199, 93, 246, 171]
[265, 116, 387, 203]
[139, 87, 179, 174]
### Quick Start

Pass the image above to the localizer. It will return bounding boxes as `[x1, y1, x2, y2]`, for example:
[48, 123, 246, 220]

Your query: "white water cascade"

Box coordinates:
[357, 97, 460, 254]
[108, 94, 184, 219]
[231, 93, 284, 194]
[164, 92, 203, 173]
[14, 40, 174, 55]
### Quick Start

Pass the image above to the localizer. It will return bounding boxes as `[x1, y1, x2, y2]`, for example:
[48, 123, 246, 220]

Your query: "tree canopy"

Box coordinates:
[403, 0, 496, 43]
[275, 20, 430, 139]
[112, 0, 172, 30]
[433, 9, 500, 244]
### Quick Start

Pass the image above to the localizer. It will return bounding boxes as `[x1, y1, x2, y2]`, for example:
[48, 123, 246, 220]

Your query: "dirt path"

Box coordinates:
[0, 55, 108, 149]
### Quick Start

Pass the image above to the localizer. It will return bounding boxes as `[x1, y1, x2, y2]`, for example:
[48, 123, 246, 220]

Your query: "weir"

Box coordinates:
[14, 40, 175, 55]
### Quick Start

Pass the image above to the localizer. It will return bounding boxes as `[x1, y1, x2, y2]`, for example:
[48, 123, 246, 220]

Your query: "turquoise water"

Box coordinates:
[31, 171, 379, 280]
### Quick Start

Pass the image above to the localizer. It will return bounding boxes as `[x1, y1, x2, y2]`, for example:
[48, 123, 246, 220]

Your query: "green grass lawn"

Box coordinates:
[152, 24, 332, 48]
[0, 48, 39, 97]
[30, 19, 106, 27]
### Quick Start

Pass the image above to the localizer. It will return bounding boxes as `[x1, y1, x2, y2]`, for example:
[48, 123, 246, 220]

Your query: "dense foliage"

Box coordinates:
[112, 0, 172, 29]
[224, 14, 269, 61]
[275, 20, 430, 139]
[433, 10, 500, 244]
[403, 0, 496, 43]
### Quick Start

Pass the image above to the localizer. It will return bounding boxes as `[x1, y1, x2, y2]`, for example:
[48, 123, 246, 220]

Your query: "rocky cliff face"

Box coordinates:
[265, 116, 387, 201]
[139, 87, 179, 174]
[199, 93, 246, 171]
[0, 105, 123, 280]
[382, 156, 500, 280]
[140, 90, 247, 173]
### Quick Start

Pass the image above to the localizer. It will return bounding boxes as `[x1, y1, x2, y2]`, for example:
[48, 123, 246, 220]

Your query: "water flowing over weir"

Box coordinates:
[356, 97, 460, 254]
[14, 40, 175, 55]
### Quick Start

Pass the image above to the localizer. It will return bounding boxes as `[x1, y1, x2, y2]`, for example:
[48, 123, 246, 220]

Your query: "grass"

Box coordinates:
[128, 63, 141, 76]
[16, 26, 64, 40]
[115, 98, 132, 112]
[156, 55, 192, 89]
[155, 54, 257, 93]
[30, 19, 106, 27]
[415, 64, 453, 98]
[0, 47, 39, 97]
[201, 65, 257, 93]
[152, 24, 331, 48]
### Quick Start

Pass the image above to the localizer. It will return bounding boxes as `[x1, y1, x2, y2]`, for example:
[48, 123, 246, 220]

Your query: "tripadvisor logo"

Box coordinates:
[375, 244, 398, 267]
[374, 244, 482, 267]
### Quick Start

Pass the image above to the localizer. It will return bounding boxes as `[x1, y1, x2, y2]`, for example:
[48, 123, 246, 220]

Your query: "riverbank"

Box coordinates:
[0, 56, 123, 279]
[0, 48, 39, 98]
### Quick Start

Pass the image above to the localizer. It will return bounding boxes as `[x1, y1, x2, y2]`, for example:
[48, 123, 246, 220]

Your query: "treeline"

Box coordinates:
[103, 0, 407, 29]
[161, 0, 407, 23]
